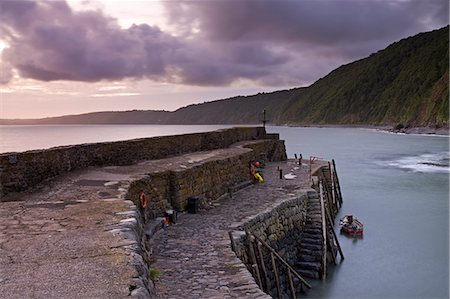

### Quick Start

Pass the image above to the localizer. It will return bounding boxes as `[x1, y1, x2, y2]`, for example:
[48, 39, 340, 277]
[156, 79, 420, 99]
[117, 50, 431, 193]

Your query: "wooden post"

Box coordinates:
[328, 161, 337, 212]
[256, 241, 271, 292]
[325, 209, 344, 261]
[329, 163, 340, 210]
[246, 231, 263, 289]
[309, 157, 312, 182]
[279, 168, 283, 179]
[262, 109, 267, 128]
[270, 252, 281, 299]
[228, 231, 236, 253]
[287, 268, 297, 299]
[322, 179, 335, 221]
[326, 227, 337, 265]
[332, 159, 343, 205]
[254, 235, 312, 289]
[319, 181, 327, 281]
[299, 154, 302, 166]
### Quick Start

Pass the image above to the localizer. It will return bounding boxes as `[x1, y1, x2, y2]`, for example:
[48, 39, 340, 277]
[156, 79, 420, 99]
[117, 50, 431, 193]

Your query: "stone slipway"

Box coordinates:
[152, 160, 313, 298]
[0, 143, 260, 298]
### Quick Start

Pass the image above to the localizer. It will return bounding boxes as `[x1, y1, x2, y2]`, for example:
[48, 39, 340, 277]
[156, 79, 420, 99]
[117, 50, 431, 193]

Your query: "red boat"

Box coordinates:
[340, 214, 363, 236]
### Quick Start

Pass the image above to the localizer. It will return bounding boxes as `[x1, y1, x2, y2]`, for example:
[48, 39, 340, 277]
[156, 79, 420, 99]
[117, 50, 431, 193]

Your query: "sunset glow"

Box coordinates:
[0, 0, 448, 118]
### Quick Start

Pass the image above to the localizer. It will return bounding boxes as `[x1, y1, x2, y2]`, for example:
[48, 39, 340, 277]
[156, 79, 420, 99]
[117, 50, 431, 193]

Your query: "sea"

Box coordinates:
[1, 124, 448, 299]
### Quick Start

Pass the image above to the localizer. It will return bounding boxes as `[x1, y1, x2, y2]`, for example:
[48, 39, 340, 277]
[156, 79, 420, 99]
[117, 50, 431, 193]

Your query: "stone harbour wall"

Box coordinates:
[0, 127, 267, 199]
[230, 190, 319, 298]
[121, 138, 287, 297]
[126, 139, 287, 216]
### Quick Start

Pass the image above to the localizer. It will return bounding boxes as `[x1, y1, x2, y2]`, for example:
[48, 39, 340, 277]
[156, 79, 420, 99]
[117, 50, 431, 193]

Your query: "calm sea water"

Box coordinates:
[1, 125, 449, 298]
[0, 124, 237, 153]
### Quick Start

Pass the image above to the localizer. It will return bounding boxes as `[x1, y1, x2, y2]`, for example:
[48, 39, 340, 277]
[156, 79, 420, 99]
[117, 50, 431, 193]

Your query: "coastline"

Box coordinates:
[282, 124, 450, 136]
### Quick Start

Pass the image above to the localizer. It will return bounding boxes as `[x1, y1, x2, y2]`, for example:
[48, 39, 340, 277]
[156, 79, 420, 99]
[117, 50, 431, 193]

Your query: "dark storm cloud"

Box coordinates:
[0, 1, 181, 82]
[164, 0, 448, 56]
[0, 0, 448, 86]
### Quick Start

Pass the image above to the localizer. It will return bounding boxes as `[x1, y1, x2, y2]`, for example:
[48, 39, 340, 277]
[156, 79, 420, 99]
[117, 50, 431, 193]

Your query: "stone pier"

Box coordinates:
[0, 127, 340, 298]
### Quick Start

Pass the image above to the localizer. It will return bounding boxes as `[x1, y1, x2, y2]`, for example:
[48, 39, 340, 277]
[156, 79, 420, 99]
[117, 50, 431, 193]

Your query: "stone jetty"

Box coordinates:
[0, 127, 342, 298]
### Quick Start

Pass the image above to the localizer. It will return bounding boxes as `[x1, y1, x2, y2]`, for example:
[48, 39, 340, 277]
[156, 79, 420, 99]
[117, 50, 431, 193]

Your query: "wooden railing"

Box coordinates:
[318, 178, 344, 280]
[245, 231, 312, 299]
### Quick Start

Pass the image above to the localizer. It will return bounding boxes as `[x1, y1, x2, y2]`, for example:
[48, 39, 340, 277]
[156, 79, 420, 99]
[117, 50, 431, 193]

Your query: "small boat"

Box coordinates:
[340, 214, 363, 236]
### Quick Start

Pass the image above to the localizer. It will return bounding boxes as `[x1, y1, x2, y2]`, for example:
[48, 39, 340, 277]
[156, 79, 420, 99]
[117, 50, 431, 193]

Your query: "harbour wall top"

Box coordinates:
[0, 127, 275, 199]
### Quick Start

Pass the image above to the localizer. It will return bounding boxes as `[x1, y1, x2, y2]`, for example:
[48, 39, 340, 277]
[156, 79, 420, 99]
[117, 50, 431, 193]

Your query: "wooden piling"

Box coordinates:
[287, 268, 297, 299]
[325, 209, 344, 261]
[329, 163, 341, 210]
[246, 231, 263, 289]
[256, 241, 271, 292]
[270, 252, 281, 299]
[319, 182, 327, 280]
[332, 159, 343, 205]
[228, 231, 236, 253]
[254, 235, 312, 289]
[326, 227, 337, 265]
[322, 180, 335, 221]
[328, 161, 337, 212]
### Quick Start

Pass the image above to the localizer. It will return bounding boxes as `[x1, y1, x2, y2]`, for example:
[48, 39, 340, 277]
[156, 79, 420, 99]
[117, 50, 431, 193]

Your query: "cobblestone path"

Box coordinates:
[152, 160, 312, 298]
[0, 146, 251, 299]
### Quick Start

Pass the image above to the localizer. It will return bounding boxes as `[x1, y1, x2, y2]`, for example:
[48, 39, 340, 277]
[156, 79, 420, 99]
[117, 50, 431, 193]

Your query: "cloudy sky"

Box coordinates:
[0, 0, 448, 119]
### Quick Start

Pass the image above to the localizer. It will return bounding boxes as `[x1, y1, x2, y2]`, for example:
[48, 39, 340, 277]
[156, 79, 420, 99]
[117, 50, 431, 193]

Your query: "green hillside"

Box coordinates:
[169, 26, 448, 127]
[280, 26, 449, 127]
[167, 89, 301, 124]
[2, 26, 448, 128]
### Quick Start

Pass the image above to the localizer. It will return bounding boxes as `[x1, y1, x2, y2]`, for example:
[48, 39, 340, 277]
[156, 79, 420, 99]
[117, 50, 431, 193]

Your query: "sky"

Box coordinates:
[0, 0, 448, 119]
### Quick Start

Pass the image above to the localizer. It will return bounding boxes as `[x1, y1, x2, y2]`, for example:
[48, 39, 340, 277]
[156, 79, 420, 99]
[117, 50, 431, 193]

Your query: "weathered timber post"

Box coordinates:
[325, 209, 344, 261]
[332, 159, 343, 205]
[270, 252, 281, 299]
[254, 235, 312, 289]
[246, 231, 263, 289]
[287, 268, 297, 299]
[319, 181, 327, 280]
[256, 241, 271, 292]
[328, 161, 338, 213]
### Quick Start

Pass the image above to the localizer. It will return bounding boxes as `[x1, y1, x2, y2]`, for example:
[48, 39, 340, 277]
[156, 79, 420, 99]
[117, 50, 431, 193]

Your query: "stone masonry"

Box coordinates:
[0, 127, 339, 299]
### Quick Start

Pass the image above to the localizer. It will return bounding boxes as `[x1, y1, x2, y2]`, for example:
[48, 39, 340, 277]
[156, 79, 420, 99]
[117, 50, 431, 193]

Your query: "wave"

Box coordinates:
[365, 128, 450, 138]
[379, 152, 450, 173]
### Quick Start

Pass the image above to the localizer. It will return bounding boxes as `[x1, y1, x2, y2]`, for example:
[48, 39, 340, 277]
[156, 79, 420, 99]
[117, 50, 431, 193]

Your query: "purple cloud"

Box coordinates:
[0, 0, 448, 86]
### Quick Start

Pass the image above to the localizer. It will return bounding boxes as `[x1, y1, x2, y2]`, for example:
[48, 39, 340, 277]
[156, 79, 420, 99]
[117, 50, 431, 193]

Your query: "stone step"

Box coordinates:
[307, 199, 319, 204]
[307, 205, 322, 213]
[307, 212, 321, 217]
[301, 243, 322, 251]
[298, 254, 321, 262]
[301, 233, 322, 240]
[307, 191, 319, 199]
[299, 249, 322, 257]
[303, 228, 321, 235]
[297, 261, 322, 271]
[301, 238, 322, 246]
[306, 226, 322, 233]
[296, 269, 320, 279]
